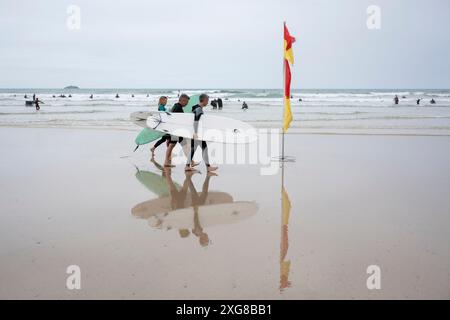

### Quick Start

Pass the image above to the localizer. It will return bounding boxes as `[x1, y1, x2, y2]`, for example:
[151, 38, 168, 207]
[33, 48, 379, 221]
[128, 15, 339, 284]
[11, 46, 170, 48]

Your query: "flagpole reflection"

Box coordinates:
[279, 160, 292, 291]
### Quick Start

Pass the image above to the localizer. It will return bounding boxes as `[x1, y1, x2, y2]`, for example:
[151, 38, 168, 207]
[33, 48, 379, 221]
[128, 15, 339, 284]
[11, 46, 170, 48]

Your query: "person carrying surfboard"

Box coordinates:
[185, 94, 218, 172]
[151, 96, 170, 157]
[163, 94, 190, 167]
[35, 97, 41, 111]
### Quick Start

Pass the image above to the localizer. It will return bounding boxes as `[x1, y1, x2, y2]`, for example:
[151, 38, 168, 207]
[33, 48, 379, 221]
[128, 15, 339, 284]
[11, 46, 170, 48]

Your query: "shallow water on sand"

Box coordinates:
[0, 127, 450, 299]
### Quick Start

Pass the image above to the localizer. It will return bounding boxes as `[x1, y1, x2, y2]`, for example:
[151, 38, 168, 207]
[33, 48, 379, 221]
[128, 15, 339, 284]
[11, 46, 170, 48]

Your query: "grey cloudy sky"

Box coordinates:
[1, 0, 449, 89]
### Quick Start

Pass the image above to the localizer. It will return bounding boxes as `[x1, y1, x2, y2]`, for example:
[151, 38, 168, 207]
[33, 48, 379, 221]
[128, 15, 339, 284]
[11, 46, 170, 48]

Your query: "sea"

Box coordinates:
[1, 88, 450, 135]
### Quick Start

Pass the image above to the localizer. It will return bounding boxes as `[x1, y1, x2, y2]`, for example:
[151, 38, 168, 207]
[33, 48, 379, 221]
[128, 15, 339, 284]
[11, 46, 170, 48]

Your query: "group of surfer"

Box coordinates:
[150, 94, 218, 173]
[210, 98, 223, 110]
[394, 95, 437, 105]
[24, 94, 41, 110]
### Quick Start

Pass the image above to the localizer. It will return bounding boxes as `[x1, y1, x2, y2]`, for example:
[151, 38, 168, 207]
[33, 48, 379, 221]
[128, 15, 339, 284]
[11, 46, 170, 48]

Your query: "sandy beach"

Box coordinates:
[1, 126, 449, 299]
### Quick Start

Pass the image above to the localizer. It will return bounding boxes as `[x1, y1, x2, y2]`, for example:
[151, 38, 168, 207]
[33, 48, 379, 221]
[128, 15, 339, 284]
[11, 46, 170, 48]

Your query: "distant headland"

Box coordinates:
[64, 85, 80, 89]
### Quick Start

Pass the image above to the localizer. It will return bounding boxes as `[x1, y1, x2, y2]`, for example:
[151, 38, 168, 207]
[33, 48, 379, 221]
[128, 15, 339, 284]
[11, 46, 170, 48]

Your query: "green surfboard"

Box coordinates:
[135, 128, 165, 146]
[134, 94, 200, 146]
[135, 169, 182, 197]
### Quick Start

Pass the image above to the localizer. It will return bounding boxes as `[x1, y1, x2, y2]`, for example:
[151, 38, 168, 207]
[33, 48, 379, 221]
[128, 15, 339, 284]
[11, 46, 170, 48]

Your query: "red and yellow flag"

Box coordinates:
[283, 23, 296, 133]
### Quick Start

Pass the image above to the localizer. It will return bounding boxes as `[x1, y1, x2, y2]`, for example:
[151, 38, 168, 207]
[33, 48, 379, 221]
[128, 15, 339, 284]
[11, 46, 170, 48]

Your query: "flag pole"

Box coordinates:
[282, 22, 285, 161]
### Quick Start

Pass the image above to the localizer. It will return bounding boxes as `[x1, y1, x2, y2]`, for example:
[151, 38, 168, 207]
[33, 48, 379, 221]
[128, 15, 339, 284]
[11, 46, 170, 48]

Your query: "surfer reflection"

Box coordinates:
[132, 161, 257, 247]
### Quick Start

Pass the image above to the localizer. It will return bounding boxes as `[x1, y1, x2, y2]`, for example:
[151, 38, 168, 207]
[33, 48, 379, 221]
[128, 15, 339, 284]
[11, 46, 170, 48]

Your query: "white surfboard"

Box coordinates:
[130, 111, 154, 128]
[147, 112, 258, 144]
[147, 201, 258, 230]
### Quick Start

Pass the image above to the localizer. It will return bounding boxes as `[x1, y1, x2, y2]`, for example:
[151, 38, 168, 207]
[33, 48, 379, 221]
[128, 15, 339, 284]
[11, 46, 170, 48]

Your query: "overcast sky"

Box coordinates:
[1, 0, 449, 89]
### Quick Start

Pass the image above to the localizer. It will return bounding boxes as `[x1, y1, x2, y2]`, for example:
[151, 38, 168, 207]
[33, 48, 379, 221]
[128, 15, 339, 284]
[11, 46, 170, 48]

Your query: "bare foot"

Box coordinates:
[207, 171, 218, 177]
[191, 161, 200, 167]
[185, 165, 196, 172]
[207, 166, 218, 172]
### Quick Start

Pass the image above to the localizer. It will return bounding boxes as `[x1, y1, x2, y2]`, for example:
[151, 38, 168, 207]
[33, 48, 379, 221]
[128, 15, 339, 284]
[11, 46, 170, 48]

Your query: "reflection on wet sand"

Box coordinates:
[280, 162, 293, 292]
[132, 159, 258, 247]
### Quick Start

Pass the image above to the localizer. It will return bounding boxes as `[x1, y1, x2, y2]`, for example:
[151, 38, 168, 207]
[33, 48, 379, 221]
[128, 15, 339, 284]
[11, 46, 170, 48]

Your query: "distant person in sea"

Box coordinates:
[394, 95, 399, 105]
[34, 97, 40, 111]
[151, 96, 170, 157]
[416, 98, 421, 105]
[211, 99, 217, 109]
[299, 98, 302, 102]
[115, 94, 120, 98]
[132, 94, 135, 98]
[24, 94, 27, 99]
[242, 101, 249, 110]
[185, 93, 218, 172]
[68, 94, 72, 98]
[430, 99, 436, 104]
[90, 94, 93, 99]
[52, 95, 55, 98]
[164, 94, 190, 168]
[217, 98, 223, 110]
[32, 94, 36, 101]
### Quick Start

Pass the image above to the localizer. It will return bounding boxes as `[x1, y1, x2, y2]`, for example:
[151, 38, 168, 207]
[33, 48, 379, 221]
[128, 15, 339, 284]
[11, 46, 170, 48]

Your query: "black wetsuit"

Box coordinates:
[217, 98, 223, 109]
[187, 104, 210, 167]
[169, 102, 185, 144]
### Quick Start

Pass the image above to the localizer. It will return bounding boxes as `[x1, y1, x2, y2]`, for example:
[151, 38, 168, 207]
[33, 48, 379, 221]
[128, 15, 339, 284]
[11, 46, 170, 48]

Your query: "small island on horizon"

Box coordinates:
[64, 85, 80, 89]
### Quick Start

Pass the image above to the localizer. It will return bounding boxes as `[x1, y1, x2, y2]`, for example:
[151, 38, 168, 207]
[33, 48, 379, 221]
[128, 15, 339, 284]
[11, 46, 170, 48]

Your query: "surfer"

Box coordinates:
[151, 96, 170, 156]
[242, 101, 249, 110]
[217, 98, 223, 110]
[185, 94, 218, 172]
[35, 97, 40, 111]
[32, 94, 36, 101]
[90, 94, 93, 99]
[416, 98, 421, 105]
[430, 99, 436, 104]
[394, 95, 399, 105]
[115, 94, 120, 98]
[163, 94, 190, 167]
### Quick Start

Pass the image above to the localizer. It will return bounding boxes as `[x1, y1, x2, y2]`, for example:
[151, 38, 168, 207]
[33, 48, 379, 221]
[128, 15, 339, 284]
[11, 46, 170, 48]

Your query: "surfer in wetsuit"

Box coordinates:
[217, 98, 223, 110]
[151, 96, 170, 157]
[35, 97, 40, 111]
[185, 93, 218, 172]
[394, 95, 399, 105]
[163, 94, 190, 167]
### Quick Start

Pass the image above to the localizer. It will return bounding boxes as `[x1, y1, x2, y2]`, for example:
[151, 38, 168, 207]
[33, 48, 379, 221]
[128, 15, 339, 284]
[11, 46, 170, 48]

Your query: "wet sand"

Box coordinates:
[0, 127, 450, 299]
